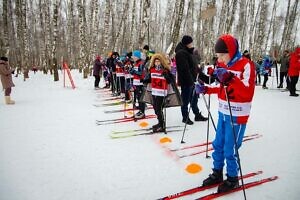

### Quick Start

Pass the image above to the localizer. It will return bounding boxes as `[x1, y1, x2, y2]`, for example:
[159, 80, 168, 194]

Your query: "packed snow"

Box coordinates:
[0, 70, 299, 200]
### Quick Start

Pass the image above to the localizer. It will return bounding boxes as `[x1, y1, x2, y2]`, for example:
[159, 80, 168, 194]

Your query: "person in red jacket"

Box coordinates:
[288, 47, 300, 97]
[196, 34, 255, 193]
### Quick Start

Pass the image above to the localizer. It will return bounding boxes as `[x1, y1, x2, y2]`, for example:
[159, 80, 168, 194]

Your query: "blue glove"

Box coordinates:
[213, 68, 234, 85]
[195, 82, 207, 94]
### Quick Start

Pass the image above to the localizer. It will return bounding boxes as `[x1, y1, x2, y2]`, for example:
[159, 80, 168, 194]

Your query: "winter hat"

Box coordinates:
[132, 50, 142, 59]
[0, 56, 8, 61]
[243, 50, 251, 60]
[143, 45, 149, 51]
[181, 35, 193, 46]
[215, 34, 239, 59]
[243, 50, 249, 56]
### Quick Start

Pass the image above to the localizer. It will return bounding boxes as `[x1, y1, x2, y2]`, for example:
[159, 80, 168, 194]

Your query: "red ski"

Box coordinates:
[197, 176, 278, 200]
[158, 171, 262, 200]
[96, 114, 156, 125]
[103, 106, 153, 114]
[170, 133, 261, 152]
[177, 134, 262, 158]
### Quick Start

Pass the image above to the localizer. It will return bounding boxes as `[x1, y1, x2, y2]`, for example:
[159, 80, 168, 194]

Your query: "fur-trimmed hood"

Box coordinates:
[149, 53, 171, 71]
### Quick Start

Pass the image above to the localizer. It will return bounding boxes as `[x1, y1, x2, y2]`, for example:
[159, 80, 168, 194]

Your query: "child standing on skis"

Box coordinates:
[142, 53, 182, 132]
[195, 34, 255, 193]
[130, 50, 146, 119]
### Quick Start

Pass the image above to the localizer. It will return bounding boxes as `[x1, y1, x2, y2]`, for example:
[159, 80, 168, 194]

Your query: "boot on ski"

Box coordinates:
[202, 169, 223, 186]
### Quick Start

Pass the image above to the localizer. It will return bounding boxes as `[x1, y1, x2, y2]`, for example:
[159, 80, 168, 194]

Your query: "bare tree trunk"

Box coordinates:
[284, 0, 299, 50]
[196, 0, 203, 56]
[92, 0, 100, 57]
[8, 0, 17, 68]
[254, 0, 268, 57]
[138, 0, 150, 48]
[130, 0, 136, 50]
[249, 1, 261, 59]
[52, 0, 59, 81]
[1, 0, 9, 56]
[225, 0, 238, 33]
[103, 0, 110, 54]
[218, 0, 229, 36]
[169, 0, 185, 56]
[78, 0, 89, 78]
[113, 0, 130, 51]
[280, 0, 291, 50]
[237, 0, 248, 50]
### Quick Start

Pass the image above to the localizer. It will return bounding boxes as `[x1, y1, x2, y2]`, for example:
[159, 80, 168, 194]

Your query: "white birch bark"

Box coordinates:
[138, 0, 150, 48]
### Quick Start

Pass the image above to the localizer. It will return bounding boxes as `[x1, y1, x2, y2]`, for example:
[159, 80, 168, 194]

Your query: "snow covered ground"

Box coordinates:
[0, 70, 300, 200]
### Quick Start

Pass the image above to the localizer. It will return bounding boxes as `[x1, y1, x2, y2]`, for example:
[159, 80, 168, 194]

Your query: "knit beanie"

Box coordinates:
[132, 50, 142, 59]
[215, 38, 229, 53]
[215, 34, 238, 59]
[0, 56, 8, 61]
[143, 45, 149, 51]
[181, 35, 193, 46]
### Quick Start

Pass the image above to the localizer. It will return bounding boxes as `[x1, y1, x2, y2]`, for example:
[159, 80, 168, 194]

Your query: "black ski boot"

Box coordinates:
[152, 123, 160, 130]
[153, 124, 165, 133]
[182, 117, 194, 125]
[194, 112, 208, 121]
[217, 175, 239, 193]
[202, 169, 223, 186]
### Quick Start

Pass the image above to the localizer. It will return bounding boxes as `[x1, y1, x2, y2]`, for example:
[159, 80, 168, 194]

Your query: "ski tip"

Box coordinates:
[269, 176, 279, 180]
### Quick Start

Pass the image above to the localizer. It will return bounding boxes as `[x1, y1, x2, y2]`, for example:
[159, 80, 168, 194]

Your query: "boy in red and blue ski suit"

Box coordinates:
[196, 34, 255, 193]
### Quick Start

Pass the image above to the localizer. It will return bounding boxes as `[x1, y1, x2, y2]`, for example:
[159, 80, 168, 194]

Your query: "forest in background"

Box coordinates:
[0, 0, 299, 80]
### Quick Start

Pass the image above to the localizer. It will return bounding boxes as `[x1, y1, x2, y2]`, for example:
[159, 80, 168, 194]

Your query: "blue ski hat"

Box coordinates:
[132, 50, 142, 59]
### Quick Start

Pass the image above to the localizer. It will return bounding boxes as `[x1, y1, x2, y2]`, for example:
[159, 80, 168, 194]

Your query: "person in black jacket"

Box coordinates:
[175, 35, 208, 125]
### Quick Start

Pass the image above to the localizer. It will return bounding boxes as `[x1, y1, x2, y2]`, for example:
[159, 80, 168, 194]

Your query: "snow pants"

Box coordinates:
[212, 112, 246, 177]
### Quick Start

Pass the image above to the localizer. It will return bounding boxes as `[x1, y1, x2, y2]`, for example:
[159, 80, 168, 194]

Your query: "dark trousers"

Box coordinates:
[111, 73, 117, 93]
[5, 88, 11, 96]
[94, 75, 100, 87]
[152, 95, 165, 126]
[262, 74, 268, 87]
[116, 76, 125, 94]
[125, 78, 133, 101]
[278, 72, 289, 88]
[289, 76, 299, 95]
[180, 85, 199, 120]
[256, 73, 261, 85]
[134, 85, 145, 113]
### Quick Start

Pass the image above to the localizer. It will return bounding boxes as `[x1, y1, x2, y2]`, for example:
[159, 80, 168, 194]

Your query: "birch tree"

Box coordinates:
[103, 0, 111, 53]
[138, 0, 151, 48]
[169, 0, 185, 56]
[52, 0, 59, 81]
[1, 0, 9, 56]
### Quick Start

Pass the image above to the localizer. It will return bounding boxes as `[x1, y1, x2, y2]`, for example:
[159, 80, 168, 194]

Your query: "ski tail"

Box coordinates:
[178, 134, 261, 158]
[111, 125, 184, 134]
[158, 171, 263, 200]
[170, 133, 261, 152]
[96, 114, 156, 125]
[110, 129, 183, 139]
[198, 176, 278, 200]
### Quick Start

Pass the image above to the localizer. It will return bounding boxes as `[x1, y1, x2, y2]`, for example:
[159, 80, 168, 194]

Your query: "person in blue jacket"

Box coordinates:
[260, 56, 273, 89]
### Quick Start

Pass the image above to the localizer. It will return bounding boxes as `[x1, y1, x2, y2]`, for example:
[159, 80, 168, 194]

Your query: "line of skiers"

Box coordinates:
[244, 47, 300, 96]
[91, 34, 299, 193]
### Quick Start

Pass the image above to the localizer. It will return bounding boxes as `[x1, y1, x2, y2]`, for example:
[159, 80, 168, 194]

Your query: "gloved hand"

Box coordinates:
[207, 67, 214, 76]
[129, 67, 136, 75]
[143, 73, 151, 84]
[195, 82, 207, 94]
[214, 68, 234, 85]
[162, 70, 172, 83]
